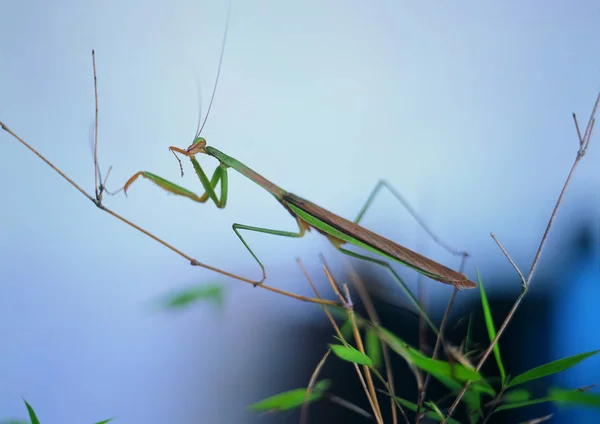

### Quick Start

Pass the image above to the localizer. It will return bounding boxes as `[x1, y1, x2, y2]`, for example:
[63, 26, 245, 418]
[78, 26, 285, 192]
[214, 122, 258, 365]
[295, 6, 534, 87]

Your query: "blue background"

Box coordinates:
[1, 0, 599, 422]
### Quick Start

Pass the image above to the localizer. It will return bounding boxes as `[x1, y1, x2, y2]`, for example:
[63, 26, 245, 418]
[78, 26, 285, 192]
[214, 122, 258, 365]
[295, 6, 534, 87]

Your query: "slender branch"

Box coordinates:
[92, 50, 100, 201]
[441, 91, 599, 423]
[349, 265, 408, 424]
[0, 120, 339, 307]
[491, 234, 526, 286]
[297, 259, 378, 423]
[346, 286, 384, 424]
[300, 349, 331, 424]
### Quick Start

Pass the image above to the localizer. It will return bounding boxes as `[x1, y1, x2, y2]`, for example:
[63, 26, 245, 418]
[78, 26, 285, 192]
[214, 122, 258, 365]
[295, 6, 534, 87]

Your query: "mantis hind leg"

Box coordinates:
[336, 246, 440, 335]
[354, 179, 468, 260]
[232, 219, 308, 286]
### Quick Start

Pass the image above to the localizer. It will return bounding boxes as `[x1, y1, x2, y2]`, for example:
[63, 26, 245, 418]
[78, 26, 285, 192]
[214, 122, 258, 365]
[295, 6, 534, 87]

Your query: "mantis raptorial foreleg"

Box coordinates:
[124, 157, 228, 207]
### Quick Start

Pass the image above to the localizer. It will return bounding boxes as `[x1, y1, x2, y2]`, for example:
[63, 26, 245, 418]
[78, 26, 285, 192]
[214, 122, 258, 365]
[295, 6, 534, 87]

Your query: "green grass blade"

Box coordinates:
[464, 313, 473, 354]
[365, 328, 382, 369]
[425, 401, 444, 419]
[249, 380, 330, 412]
[436, 375, 481, 411]
[376, 326, 482, 382]
[549, 387, 600, 408]
[329, 344, 372, 366]
[156, 284, 224, 310]
[478, 270, 506, 382]
[392, 396, 461, 424]
[507, 349, 600, 388]
[495, 395, 554, 412]
[23, 401, 40, 424]
[503, 389, 531, 403]
[338, 318, 354, 340]
[495, 387, 596, 413]
[92, 419, 115, 424]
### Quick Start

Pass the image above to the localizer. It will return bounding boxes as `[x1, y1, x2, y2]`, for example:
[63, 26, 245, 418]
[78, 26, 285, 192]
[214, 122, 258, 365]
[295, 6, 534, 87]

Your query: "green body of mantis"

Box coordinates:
[124, 137, 476, 290]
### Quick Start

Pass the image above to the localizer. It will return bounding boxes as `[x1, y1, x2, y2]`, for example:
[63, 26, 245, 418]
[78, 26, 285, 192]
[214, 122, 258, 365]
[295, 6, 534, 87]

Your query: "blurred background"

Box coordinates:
[0, 0, 599, 422]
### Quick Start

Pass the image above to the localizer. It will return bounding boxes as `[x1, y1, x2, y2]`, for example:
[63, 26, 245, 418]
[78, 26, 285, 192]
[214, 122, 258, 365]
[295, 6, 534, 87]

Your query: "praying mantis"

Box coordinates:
[121, 1, 475, 292]
[123, 136, 476, 290]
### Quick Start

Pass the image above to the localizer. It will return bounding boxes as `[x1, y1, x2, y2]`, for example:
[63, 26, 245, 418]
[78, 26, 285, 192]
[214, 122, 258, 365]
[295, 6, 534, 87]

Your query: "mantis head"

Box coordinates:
[187, 136, 207, 155]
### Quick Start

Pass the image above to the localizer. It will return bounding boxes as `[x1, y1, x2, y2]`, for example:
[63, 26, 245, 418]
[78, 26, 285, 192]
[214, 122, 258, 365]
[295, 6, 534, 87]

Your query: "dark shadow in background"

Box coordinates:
[254, 224, 598, 423]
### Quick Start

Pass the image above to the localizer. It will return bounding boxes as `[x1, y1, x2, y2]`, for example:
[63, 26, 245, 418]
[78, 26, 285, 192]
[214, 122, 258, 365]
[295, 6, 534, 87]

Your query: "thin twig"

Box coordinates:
[345, 285, 384, 424]
[92, 50, 100, 201]
[348, 265, 409, 424]
[522, 414, 554, 424]
[327, 394, 375, 420]
[0, 131, 337, 307]
[416, 227, 470, 422]
[491, 233, 526, 286]
[416, 287, 458, 422]
[441, 92, 599, 423]
[300, 349, 331, 424]
[298, 259, 376, 423]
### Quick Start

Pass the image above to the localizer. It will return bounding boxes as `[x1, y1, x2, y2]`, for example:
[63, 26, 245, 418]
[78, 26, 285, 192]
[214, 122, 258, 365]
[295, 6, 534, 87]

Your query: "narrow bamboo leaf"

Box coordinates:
[23, 401, 40, 424]
[503, 389, 530, 403]
[471, 379, 496, 396]
[93, 419, 114, 424]
[495, 396, 553, 412]
[406, 345, 481, 382]
[365, 329, 382, 369]
[469, 410, 482, 424]
[478, 271, 506, 382]
[338, 318, 354, 340]
[507, 349, 600, 388]
[376, 326, 482, 382]
[329, 344, 372, 366]
[425, 400, 444, 419]
[549, 387, 600, 408]
[249, 380, 330, 412]
[437, 375, 481, 411]
[464, 313, 473, 355]
[157, 284, 223, 310]
[393, 396, 461, 424]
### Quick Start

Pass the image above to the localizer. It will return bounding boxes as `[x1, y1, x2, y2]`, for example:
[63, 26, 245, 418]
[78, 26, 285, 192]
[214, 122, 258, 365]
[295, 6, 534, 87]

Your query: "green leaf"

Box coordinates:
[478, 271, 506, 382]
[549, 387, 600, 408]
[407, 346, 481, 382]
[0, 420, 30, 424]
[507, 349, 600, 388]
[329, 344, 372, 366]
[465, 313, 473, 355]
[157, 284, 224, 310]
[249, 380, 331, 412]
[437, 375, 481, 411]
[393, 396, 461, 424]
[24, 401, 40, 424]
[93, 419, 115, 424]
[471, 378, 496, 397]
[338, 318, 354, 340]
[425, 401, 444, 419]
[376, 326, 482, 382]
[365, 329, 382, 369]
[469, 411, 482, 424]
[503, 389, 530, 403]
[495, 395, 553, 412]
